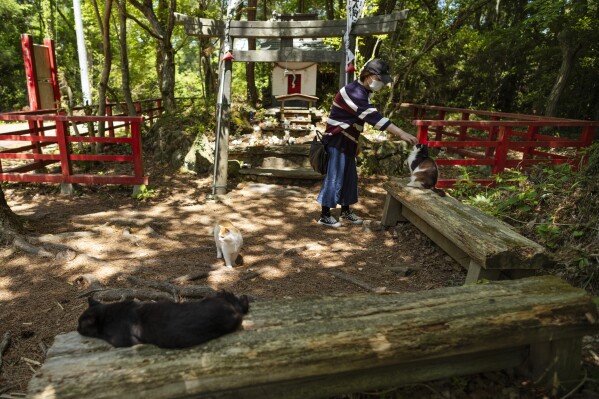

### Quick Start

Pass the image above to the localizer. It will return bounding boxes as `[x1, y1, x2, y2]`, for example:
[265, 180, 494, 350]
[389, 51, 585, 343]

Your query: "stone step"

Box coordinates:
[261, 156, 311, 169]
[230, 144, 311, 157]
[238, 168, 323, 183]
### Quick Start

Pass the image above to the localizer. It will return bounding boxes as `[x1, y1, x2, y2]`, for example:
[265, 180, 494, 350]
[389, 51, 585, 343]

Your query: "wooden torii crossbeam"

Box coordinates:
[175, 11, 408, 194]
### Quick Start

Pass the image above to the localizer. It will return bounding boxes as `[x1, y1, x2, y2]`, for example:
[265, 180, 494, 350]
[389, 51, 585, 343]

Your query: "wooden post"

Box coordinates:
[338, 55, 346, 89]
[492, 127, 510, 174]
[417, 125, 429, 144]
[485, 116, 500, 158]
[434, 110, 445, 141]
[21, 34, 41, 110]
[213, 59, 232, 195]
[106, 103, 115, 138]
[521, 125, 538, 161]
[130, 117, 145, 195]
[345, 34, 356, 84]
[55, 119, 74, 194]
[381, 193, 406, 227]
[529, 338, 583, 395]
[43, 38, 61, 108]
[458, 112, 470, 141]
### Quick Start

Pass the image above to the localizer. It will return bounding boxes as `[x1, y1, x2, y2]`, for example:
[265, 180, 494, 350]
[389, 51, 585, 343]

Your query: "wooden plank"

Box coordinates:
[0, 173, 148, 185]
[400, 206, 471, 269]
[383, 179, 548, 270]
[381, 192, 405, 226]
[239, 168, 323, 180]
[28, 276, 599, 399]
[176, 11, 408, 38]
[233, 49, 343, 63]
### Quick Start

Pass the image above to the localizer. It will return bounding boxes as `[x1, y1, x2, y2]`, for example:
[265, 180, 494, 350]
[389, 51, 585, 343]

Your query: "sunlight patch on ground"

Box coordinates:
[0, 276, 19, 301]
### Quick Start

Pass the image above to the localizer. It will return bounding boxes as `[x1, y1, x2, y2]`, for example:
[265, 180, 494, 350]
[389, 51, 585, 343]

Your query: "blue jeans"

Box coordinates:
[317, 145, 358, 208]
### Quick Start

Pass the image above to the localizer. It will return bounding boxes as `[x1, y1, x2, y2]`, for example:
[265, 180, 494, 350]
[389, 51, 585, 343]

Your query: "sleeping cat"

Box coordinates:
[77, 290, 249, 348]
[214, 219, 243, 268]
[406, 144, 446, 197]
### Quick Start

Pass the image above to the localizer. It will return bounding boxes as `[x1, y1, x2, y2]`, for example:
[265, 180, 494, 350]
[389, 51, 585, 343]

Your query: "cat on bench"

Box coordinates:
[77, 290, 249, 348]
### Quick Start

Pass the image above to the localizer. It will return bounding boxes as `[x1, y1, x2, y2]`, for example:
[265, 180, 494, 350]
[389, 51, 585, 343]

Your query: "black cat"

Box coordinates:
[77, 290, 249, 348]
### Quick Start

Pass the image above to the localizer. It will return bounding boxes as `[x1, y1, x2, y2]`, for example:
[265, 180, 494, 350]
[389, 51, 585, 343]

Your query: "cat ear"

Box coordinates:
[87, 297, 100, 307]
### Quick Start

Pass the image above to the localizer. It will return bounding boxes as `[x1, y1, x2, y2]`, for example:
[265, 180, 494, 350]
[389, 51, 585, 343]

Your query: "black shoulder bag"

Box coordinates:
[309, 131, 329, 175]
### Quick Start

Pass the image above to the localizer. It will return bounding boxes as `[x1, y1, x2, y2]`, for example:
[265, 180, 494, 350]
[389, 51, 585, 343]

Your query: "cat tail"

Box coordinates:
[431, 187, 446, 197]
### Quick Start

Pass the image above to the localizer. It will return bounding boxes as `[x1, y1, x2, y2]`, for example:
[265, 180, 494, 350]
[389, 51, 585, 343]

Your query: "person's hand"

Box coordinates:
[399, 130, 418, 145]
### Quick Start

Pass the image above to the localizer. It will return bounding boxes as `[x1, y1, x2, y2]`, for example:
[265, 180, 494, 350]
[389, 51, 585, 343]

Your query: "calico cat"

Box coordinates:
[406, 144, 446, 197]
[214, 219, 243, 268]
[77, 290, 249, 348]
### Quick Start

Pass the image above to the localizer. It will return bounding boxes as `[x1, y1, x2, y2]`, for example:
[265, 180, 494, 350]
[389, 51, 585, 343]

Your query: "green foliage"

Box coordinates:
[134, 184, 155, 201]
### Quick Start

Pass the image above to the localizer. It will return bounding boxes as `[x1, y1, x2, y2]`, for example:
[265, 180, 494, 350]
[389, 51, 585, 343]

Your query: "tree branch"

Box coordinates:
[125, 11, 163, 40]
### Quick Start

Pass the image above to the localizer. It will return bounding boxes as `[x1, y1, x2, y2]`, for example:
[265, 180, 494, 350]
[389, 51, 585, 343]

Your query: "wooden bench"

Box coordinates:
[29, 276, 598, 399]
[381, 178, 549, 283]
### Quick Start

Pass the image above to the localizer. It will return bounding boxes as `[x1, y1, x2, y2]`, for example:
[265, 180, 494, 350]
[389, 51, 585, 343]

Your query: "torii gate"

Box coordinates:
[175, 11, 408, 194]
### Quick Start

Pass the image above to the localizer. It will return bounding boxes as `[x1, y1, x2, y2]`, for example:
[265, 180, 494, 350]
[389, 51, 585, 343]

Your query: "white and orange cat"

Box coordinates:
[214, 219, 243, 268]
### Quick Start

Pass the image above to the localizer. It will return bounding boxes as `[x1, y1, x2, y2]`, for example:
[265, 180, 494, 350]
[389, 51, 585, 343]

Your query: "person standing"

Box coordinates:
[317, 59, 418, 227]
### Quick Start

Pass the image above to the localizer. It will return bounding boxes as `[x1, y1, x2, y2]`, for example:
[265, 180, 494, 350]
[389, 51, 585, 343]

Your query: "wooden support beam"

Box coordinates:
[232, 49, 343, 63]
[175, 11, 408, 39]
[213, 59, 232, 195]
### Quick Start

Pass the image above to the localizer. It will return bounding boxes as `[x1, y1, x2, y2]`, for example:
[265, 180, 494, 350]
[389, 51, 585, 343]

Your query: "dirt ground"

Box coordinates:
[0, 166, 597, 398]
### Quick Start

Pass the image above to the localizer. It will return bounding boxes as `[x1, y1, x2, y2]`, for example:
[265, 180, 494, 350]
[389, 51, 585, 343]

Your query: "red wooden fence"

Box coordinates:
[0, 99, 162, 186]
[399, 103, 599, 188]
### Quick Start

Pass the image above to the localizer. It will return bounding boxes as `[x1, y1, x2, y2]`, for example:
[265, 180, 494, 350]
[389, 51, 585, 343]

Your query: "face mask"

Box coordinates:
[369, 79, 385, 92]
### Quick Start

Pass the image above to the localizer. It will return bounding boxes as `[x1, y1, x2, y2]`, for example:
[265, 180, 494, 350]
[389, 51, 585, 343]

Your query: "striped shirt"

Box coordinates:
[323, 80, 392, 152]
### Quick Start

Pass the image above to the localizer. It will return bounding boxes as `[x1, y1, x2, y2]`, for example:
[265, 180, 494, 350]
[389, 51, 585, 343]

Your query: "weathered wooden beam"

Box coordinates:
[232, 49, 343, 63]
[175, 11, 408, 39]
[28, 276, 598, 399]
[382, 179, 549, 271]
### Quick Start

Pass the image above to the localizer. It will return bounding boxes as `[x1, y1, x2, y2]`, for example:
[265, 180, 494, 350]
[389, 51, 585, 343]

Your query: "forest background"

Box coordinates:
[0, 0, 598, 121]
[1, 0, 599, 287]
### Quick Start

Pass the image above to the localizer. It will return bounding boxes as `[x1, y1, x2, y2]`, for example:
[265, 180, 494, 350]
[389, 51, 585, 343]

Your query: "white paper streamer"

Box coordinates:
[344, 0, 365, 82]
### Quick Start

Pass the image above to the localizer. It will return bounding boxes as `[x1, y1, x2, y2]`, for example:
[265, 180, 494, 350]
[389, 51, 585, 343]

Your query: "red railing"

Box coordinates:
[399, 104, 599, 188]
[0, 99, 162, 186]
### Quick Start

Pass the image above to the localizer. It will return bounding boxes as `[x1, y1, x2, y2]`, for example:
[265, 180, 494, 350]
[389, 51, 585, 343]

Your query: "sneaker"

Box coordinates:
[318, 215, 342, 228]
[340, 210, 363, 225]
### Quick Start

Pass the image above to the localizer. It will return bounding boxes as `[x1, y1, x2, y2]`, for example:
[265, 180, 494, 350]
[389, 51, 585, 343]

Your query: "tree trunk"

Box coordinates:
[91, 0, 113, 152]
[158, 41, 176, 112]
[129, 0, 177, 113]
[246, 0, 258, 107]
[324, 0, 335, 20]
[116, 0, 136, 115]
[544, 30, 582, 117]
[0, 186, 23, 242]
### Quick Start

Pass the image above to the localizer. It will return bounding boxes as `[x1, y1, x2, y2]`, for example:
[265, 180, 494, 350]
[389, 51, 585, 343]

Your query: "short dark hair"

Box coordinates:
[359, 70, 375, 83]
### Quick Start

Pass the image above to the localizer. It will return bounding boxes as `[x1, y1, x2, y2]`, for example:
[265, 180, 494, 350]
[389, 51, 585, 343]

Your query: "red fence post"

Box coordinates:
[435, 111, 446, 141]
[522, 125, 539, 160]
[493, 127, 510, 174]
[21, 34, 41, 111]
[55, 119, 73, 181]
[417, 125, 429, 144]
[578, 126, 597, 169]
[106, 104, 115, 138]
[43, 38, 61, 108]
[156, 100, 162, 117]
[459, 112, 470, 141]
[130, 119, 145, 181]
[485, 116, 500, 158]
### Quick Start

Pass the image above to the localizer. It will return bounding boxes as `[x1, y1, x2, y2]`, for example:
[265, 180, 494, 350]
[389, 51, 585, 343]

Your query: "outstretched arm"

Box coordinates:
[385, 124, 418, 145]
